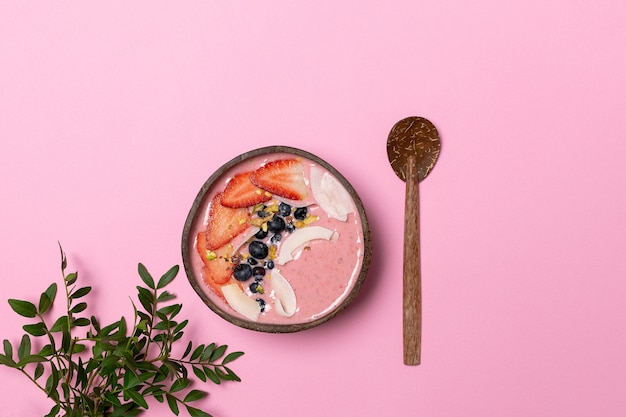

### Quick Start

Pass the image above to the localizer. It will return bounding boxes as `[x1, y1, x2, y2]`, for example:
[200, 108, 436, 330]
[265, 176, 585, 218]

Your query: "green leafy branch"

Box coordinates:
[0, 245, 244, 417]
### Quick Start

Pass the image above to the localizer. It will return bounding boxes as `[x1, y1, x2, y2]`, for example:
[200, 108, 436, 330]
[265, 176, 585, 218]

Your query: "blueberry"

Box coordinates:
[265, 260, 274, 270]
[256, 298, 266, 312]
[267, 216, 286, 233]
[278, 202, 292, 217]
[257, 210, 271, 218]
[285, 223, 296, 233]
[255, 228, 268, 239]
[233, 263, 252, 281]
[270, 233, 282, 243]
[252, 266, 266, 278]
[248, 240, 269, 259]
[294, 207, 308, 220]
[249, 282, 264, 294]
[247, 257, 258, 265]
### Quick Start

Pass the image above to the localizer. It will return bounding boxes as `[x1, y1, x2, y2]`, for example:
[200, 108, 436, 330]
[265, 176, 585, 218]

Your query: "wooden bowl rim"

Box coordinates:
[181, 145, 372, 333]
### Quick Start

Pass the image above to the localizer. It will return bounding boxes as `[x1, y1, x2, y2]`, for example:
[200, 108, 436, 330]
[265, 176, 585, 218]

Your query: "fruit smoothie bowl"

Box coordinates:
[181, 146, 371, 333]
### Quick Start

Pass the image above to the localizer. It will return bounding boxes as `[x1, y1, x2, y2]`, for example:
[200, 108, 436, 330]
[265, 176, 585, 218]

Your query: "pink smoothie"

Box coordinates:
[187, 151, 366, 326]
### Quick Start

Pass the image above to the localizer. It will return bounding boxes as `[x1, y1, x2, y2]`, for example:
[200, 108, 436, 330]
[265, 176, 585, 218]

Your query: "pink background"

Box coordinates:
[1, 1, 625, 416]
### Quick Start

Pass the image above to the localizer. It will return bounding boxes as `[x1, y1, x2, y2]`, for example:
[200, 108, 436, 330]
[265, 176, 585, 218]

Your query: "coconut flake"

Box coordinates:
[270, 269, 297, 317]
[310, 166, 354, 221]
[222, 283, 261, 321]
[276, 226, 336, 265]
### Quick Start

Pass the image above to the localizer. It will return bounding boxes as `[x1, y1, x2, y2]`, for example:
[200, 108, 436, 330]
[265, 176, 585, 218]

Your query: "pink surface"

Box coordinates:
[1, 1, 625, 416]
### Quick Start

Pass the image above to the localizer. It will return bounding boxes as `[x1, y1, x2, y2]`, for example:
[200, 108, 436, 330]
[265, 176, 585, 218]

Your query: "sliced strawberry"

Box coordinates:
[196, 232, 235, 285]
[201, 267, 227, 300]
[249, 158, 309, 200]
[205, 193, 250, 250]
[221, 171, 272, 208]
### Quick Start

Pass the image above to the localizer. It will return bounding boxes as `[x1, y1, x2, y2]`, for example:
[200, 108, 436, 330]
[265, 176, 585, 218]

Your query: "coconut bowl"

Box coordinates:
[181, 146, 371, 333]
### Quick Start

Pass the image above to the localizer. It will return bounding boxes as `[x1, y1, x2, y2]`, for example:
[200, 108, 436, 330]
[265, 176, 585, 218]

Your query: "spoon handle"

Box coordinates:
[403, 154, 421, 365]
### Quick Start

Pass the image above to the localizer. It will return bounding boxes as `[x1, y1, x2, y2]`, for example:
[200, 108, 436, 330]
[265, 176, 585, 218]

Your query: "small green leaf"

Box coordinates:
[104, 391, 122, 407]
[157, 291, 177, 303]
[73, 317, 91, 327]
[183, 389, 207, 403]
[38, 344, 54, 357]
[65, 272, 78, 285]
[101, 354, 121, 375]
[199, 344, 214, 362]
[153, 321, 170, 331]
[76, 357, 87, 389]
[101, 320, 121, 337]
[23, 322, 47, 337]
[34, 362, 45, 380]
[91, 315, 101, 333]
[137, 287, 154, 313]
[17, 354, 46, 367]
[85, 357, 99, 374]
[223, 366, 241, 382]
[17, 334, 31, 360]
[137, 310, 151, 324]
[125, 388, 149, 409]
[73, 343, 86, 354]
[222, 351, 244, 365]
[203, 367, 220, 385]
[182, 341, 192, 359]
[174, 319, 188, 335]
[138, 263, 155, 290]
[61, 382, 70, 401]
[215, 367, 228, 381]
[124, 369, 147, 389]
[45, 404, 61, 417]
[192, 366, 206, 382]
[153, 364, 170, 383]
[8, 299, 37, 318]
[209, 344, 227, 362]
[0, 354, 17, 367]
[3, 339, 13, 359]
[166, 393, 180, 415]
[71, 302, 88, 313]
[59, 243, 67, 269]
[190, 344, 204, 361]
[50, 315, 69, 332]
[186, 404, 212, 417]
[38, 289, 53, 315]
[60, 328, 71, 353]
[71, 286, 91, 299]
[45, 283, 57, 304]
[157, 265, 179, 289]
[170, 377, 190, 393]
[157, 304, 182, 317]
[45, 362, 59, 398]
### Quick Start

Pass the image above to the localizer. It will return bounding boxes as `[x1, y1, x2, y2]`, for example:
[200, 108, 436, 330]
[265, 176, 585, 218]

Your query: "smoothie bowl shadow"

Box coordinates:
[181, 146, 371, 333]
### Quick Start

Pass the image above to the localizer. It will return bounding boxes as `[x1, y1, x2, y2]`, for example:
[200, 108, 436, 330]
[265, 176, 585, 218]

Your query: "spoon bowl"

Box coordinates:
[387, 116, 441, 365]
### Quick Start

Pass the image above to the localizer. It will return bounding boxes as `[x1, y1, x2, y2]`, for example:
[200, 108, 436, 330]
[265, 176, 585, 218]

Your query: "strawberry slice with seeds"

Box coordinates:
[250, 158, 309, 200]
[204, 193, 250, 250]
[221, 171, 272, 208]
[196, 232, 235, 286]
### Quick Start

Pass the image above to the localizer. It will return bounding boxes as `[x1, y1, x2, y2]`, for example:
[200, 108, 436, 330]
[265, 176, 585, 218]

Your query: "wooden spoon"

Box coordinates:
[387, 116, 441, 366]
